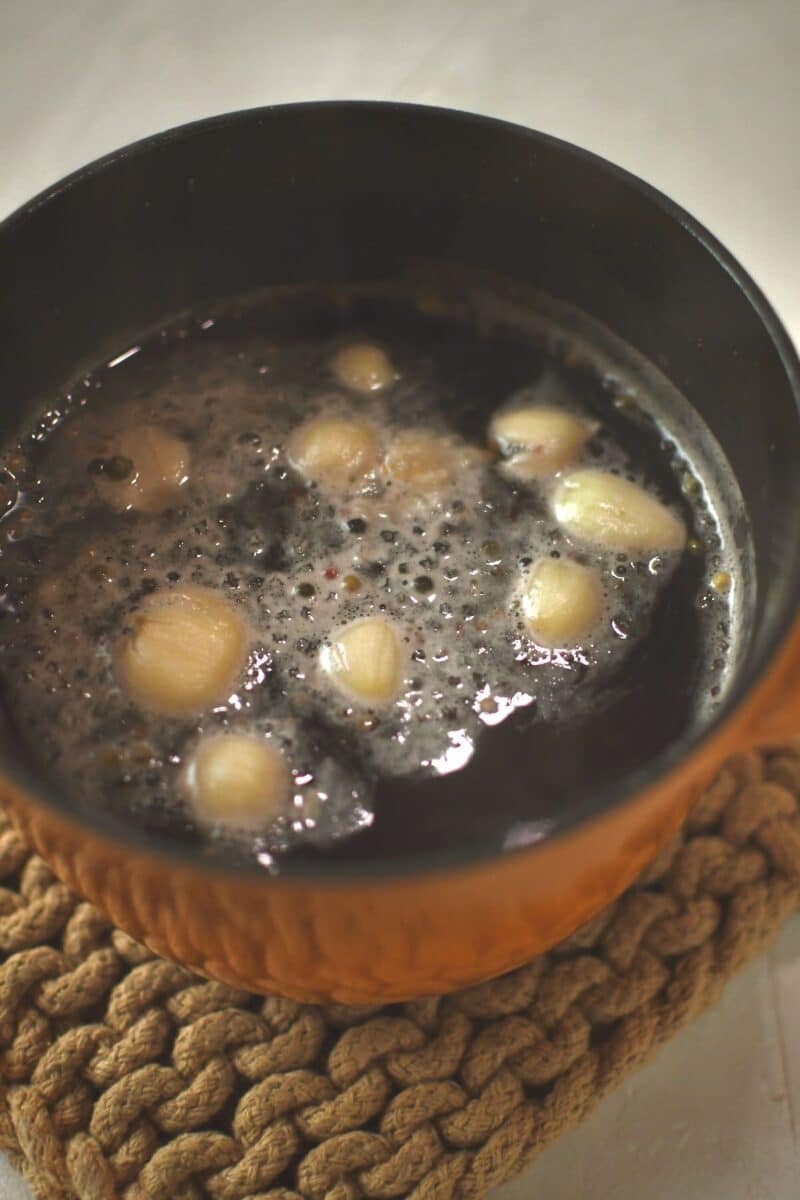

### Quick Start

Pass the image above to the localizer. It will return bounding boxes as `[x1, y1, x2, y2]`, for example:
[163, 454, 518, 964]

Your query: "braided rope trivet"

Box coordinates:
[1, 745, 799, 1200]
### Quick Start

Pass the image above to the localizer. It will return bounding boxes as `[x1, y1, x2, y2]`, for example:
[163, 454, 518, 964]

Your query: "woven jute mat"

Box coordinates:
[1, 745, 800, 1200]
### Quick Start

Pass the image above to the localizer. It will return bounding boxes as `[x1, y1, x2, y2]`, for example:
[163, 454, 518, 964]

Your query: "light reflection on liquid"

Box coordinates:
[431, 727, 474, 775]
[503, 819, 556, 850]
[106, 346, 141, 369]
[473, 685, 535, 727]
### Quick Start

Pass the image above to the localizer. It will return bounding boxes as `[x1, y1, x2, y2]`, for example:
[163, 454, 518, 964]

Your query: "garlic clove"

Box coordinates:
[117, 586, 247, 714]
[94, 424, 190, 512]
[489, 406, 592, 477]
[384, 431, 455, 494]
[320, 616, 404, 705]
[518, 557, 602, 646]
[185, 733, 290, 829]
[553, 468, 686, 553]
[288, 416, 379, 487]
[331, 342, 396, 393]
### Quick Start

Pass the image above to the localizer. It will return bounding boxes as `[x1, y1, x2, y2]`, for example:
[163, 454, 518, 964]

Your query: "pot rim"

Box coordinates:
[2, 99, 799, 882]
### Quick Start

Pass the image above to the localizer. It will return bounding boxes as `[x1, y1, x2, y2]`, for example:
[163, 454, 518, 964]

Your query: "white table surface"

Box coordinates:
[1, 2, 798, 1197]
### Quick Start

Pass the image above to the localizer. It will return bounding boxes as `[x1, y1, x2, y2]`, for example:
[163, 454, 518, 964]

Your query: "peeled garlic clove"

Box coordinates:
[384, 431, 455, 494]
[321, 617, 404, 705]
[553, 468, 685, 553]
[288, 416, 379, 486]
[331, 342, 395, 393]
[117, 586, 247, 714]
[518, 557, 602, 646]
[489, 407, 592, 477]
[185, 733, 290, 829]
[94, 424, 190, 512]
[384, 433, 488, 506]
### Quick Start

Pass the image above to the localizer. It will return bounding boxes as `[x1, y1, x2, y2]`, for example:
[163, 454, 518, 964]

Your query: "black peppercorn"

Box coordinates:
[106, 455, 134, 482]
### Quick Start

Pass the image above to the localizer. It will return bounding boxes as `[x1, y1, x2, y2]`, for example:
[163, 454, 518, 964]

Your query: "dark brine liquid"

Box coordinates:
[0, 282, 748, 866]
